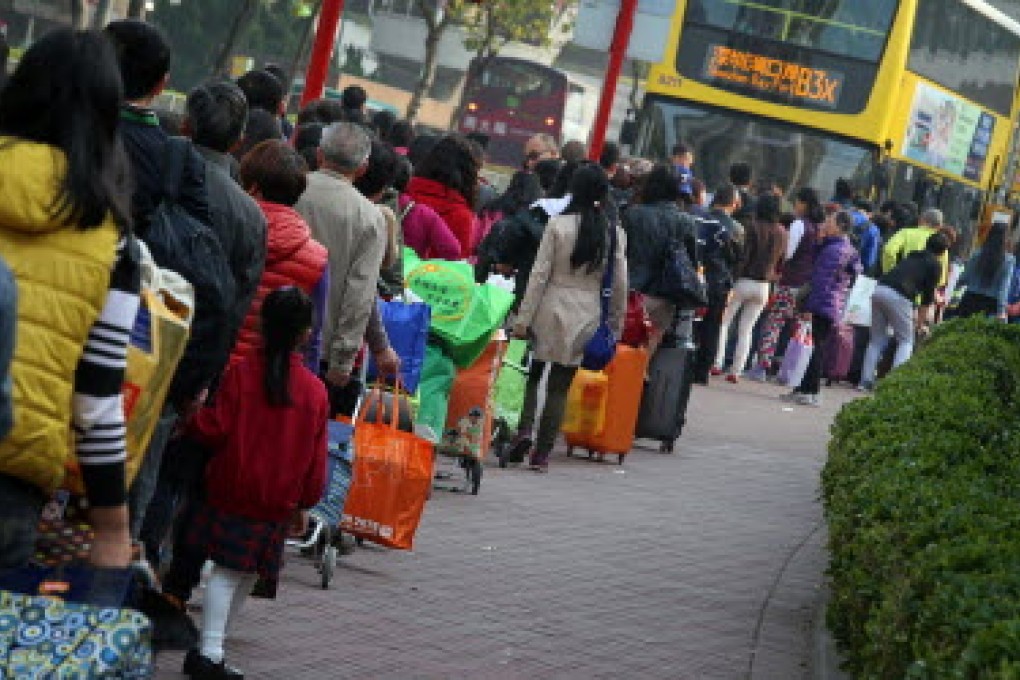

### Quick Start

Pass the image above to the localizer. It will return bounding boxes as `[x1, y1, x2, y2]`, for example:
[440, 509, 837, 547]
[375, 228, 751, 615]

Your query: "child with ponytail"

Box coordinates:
[181, 286, 329, 680]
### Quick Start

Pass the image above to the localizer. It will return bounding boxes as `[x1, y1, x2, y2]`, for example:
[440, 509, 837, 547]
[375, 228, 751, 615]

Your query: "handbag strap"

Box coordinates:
[599, 222, 617, 321]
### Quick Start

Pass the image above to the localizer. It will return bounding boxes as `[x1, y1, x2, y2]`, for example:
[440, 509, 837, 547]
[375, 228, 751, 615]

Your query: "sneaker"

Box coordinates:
[779, 390, 801, 402]
[794, 393, 821, 407]
[528, 450, 550, 472]
[745, 366, 768, 383]
[725, 374, 739, 384]
[710, 367, 724, 377]
[856, 381, 875, 393]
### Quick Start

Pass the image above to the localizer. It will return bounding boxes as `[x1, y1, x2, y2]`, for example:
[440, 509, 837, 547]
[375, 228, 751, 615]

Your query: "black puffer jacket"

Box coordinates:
[622, 201, 700, 295]
[197, 147, 268, 343]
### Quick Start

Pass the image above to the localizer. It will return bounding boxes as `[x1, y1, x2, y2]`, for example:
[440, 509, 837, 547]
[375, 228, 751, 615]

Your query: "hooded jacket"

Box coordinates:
[0, 139, 119, 492]
[230, 201, 328, 366]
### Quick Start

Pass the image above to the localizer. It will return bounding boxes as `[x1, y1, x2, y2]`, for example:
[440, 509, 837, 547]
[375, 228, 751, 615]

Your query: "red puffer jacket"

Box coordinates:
[229, 200, 327, 365]
[405, 176, 478, 258]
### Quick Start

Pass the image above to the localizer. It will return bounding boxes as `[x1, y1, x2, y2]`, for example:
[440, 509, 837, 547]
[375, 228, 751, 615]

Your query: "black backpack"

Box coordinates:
[144, 137, 236, 403]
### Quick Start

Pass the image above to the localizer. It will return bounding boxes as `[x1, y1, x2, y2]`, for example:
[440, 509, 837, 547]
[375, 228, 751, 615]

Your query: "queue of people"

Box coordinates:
[0, 18, 1016, 680]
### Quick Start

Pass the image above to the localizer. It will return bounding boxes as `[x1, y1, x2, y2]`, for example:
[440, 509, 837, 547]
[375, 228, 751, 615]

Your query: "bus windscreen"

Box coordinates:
[635, 97, 875, 200]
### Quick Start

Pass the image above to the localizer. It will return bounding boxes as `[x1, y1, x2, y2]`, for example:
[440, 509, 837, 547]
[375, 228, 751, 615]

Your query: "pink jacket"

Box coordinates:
[399, 194, 462, 260]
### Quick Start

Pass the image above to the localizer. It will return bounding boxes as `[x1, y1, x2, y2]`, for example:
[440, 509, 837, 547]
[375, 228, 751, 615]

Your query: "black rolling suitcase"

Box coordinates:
[636, 311, 696, 453]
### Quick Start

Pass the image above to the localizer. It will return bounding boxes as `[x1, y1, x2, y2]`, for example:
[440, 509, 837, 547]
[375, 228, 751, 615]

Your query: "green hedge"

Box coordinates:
[822, 318, 1020, 679]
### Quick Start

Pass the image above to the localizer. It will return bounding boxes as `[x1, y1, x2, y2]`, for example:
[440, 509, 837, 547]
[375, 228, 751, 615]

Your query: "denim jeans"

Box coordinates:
[0, 473, 46, 568]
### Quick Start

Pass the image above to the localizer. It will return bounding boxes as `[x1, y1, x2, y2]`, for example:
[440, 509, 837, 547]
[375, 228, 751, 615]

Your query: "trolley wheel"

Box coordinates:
[618, 454, 625, 465]
[566, 446, 574, 457]
[355, 537, 365, 547]
[320, 545, 337, 590]
[587, 449, 594, 459]
[660, 440, 675, 454]
[469, 458, 483, 495]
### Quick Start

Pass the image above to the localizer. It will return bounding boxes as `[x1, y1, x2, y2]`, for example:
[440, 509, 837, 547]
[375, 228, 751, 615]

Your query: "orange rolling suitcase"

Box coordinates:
[564, 345, 649, 465]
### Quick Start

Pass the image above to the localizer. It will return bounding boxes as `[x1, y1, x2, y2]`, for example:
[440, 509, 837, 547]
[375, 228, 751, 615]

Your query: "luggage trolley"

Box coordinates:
[287, 420, 354, 589]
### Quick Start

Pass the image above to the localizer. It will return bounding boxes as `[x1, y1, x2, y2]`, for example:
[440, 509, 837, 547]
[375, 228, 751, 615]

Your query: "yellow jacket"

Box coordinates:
[0, 139, 118, 493]
[882, 226, 949, 287]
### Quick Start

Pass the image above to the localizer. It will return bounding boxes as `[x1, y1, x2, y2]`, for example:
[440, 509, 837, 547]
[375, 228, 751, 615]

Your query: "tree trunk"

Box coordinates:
[126, 0, 146, 20]
[406, 20, 445, 122]
[450, 10, 493, 129]
[91, 0, 113, 29]
[69, 0, 86, 29]
[213, 0, 259, 77]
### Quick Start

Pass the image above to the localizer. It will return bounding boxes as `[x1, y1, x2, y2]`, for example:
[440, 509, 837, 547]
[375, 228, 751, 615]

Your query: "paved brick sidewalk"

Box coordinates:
[156, 380, 854, 680]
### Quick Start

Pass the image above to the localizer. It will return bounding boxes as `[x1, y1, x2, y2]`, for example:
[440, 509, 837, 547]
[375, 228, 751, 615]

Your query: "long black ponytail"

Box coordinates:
[261, 287, 314, 407]
[564, 164, 611, 273]
[976, 222, 1008, 287]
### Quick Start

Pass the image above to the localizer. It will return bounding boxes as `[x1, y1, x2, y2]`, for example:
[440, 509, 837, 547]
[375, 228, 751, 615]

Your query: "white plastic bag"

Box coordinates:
[844, 275, 877, 327]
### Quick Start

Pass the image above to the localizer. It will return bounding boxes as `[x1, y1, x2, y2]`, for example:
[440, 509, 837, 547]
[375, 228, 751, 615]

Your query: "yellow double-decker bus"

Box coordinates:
[632, 0, 1020, 236]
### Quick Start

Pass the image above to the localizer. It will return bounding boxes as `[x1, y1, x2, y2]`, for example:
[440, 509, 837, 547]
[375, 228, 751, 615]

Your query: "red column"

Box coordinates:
[301, 0, 346, 107]
[588, 0, 638, 162]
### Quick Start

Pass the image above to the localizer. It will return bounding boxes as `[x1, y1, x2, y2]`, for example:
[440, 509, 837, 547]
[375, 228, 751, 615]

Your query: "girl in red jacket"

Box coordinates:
[183, 287, 329, 680]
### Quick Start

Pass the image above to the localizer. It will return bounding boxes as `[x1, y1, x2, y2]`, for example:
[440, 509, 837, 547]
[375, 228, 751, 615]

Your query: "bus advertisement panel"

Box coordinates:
[901, 83, 996, 183]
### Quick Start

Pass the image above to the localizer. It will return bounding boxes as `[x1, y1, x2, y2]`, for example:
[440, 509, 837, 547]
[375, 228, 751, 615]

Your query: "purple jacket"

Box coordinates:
[780, 220, 819, 287]
[399, 194, 462, 260]
[806, 236, 862, 322]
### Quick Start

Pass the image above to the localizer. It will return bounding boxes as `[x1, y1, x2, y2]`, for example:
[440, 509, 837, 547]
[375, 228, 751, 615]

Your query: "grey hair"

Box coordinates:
[920, 207, 944, 227]
[320, 122, 371, 173]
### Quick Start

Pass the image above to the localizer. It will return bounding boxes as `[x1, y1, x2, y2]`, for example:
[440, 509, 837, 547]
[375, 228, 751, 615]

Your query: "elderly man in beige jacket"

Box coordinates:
[296, 122, 397, 392]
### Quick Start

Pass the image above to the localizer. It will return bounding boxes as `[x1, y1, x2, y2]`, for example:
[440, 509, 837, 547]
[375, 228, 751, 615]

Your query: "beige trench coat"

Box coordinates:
[514, 214, 628, 366]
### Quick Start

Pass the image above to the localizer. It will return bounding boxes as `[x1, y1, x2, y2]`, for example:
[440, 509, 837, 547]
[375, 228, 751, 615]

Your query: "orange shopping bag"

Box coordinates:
[341, 387, 433, 550]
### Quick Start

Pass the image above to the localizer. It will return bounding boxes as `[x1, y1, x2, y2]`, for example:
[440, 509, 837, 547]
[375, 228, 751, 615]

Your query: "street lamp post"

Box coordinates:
[302, 0, 346, 107]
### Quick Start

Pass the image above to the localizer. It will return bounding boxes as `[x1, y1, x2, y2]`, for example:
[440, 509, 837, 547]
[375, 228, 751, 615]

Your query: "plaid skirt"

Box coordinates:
[184, 503, 288, 595]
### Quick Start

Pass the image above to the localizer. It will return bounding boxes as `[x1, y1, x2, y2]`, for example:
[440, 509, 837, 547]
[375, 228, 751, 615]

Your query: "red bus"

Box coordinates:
[457, 56, 587, 168]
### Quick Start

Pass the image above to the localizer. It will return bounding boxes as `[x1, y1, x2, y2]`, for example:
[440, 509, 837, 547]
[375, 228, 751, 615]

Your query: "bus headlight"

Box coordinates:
[545, 116, 556, 127]
[467, 102, 479, 112]
[463, 116, 478, 130]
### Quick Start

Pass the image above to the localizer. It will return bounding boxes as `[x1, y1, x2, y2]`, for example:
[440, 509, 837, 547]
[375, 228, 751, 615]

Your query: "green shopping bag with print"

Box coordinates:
[403, 249, 513, 368]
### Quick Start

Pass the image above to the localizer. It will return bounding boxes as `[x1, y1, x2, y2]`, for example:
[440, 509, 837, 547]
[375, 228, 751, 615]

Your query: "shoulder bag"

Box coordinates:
[581, 224, 619, 371]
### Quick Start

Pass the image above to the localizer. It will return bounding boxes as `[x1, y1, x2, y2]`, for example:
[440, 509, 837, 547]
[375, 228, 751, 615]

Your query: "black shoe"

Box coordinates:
[504, 435, 531, 464]
[183, 649, 244, 679]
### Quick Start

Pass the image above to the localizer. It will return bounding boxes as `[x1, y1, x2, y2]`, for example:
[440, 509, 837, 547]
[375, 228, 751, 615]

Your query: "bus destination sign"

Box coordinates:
[703, 45, 845, 108]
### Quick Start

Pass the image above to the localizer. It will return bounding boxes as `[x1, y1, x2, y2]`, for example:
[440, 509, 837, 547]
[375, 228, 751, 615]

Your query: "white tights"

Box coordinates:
[201, 564, 258, 664]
